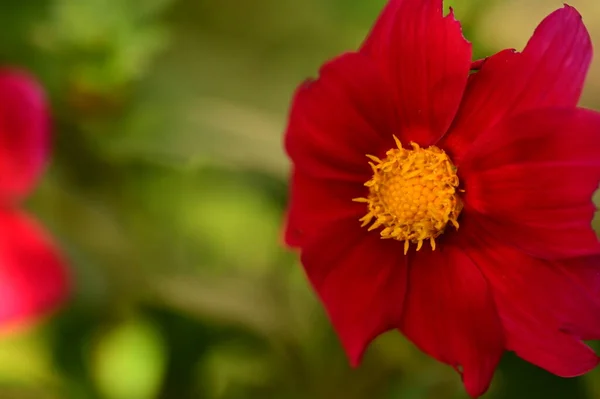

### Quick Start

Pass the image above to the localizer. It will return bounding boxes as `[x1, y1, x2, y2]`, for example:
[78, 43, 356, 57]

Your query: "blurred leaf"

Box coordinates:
[488, 353, 589, 399]
[201, 343, 272, 399]
[92, 319, 166, 399]
[103, 94, 289, 176]
[0, 329, 57, 386]
[33, 0, 171, 98]
[0, 388, 59, 399]
[153, 274, 291, 338]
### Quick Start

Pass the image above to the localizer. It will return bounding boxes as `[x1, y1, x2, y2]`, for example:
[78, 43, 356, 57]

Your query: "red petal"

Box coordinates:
[0, 209, 69, 331]
[360, 0, 400, 57]
[464, 218, 600, 341]
[553, 256, 600, 340]
[440, 49, 518, 159]
[443, 5, 592, 161]
[284, 169, 365, 247]
[284, 52, 397, 182]
[470, 58, 487, 71]
[400, 244, 504, 398]
[461, 219, 600, 377]
[301, 219, 407, 365]
[361, 0, 472, 145]
[461, 108, 600, 259]
[0, 69, 49, 200]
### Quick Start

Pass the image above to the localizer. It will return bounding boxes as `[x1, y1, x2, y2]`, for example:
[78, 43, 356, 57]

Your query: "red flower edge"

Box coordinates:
[0, 69, 69, 333]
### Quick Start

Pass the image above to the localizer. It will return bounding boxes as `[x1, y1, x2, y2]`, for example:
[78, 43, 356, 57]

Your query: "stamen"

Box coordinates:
[354, 138, 462, 253]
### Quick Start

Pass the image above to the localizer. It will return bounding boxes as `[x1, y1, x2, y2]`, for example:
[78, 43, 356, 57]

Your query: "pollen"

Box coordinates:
[353, 137, 462, 254]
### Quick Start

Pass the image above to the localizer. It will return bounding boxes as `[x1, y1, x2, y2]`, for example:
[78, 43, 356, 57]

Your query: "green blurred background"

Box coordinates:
[2, 0, 600, 398]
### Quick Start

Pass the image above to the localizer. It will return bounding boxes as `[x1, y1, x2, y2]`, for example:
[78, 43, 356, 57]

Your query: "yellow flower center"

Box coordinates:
[353, 137, 462, 254]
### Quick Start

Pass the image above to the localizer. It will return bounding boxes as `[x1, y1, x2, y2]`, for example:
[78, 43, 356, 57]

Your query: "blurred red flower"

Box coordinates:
[284, 0, 600, 397]
[0, 69, 69, 333]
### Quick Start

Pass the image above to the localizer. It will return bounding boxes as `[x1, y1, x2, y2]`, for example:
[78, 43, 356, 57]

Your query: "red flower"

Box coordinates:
[283, 0, 600, 397]
[0, 69, 69, 333]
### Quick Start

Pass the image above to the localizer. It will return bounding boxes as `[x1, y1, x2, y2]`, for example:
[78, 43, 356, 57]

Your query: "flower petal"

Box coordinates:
[361, 0, 472, 145]
[461, 108, 600, 259]
[0, 209, 69, 331]
[463, 218, 600, 341]
[400, 244, 504, 398]
[461, 219, 600, 377]
[442, 5, 592, 162]
[284, 52, 397, 182]
[553, 256, 600, 340]
[440, 49, 518, 159]
[284, 169, 365, 247]
[301, 219, 407, 365]
[0, 69, 49, 200]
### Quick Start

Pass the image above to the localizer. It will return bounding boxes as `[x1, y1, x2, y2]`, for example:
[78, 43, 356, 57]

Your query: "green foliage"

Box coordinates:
[92, 319, 166, 399]
[36, 0, 169, 93]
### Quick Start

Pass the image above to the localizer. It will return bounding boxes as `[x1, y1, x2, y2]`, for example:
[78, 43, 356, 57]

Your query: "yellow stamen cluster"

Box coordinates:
[353, 137, 462, 254]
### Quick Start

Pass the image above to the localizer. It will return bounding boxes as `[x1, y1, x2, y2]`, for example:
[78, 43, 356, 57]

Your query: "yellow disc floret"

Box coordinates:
[353, 137, 462, 254]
